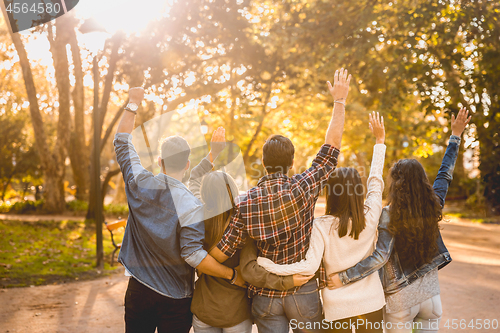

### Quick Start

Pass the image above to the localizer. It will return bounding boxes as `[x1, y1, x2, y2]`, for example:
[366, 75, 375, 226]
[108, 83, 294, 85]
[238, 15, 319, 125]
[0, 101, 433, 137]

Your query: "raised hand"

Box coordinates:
[451, 107, 472, 137]
[327, 273, 343, 290]
[293, 274, 315, 287]
[327, 68, 352, 104]
[129, 87, 145, 105]
[369, 111, 385, 144]
[209, 126, 226, 162]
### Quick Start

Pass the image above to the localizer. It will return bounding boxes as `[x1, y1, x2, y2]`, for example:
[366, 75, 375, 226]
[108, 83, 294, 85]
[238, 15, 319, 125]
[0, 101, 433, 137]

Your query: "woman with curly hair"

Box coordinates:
[328, 107, 471, 333]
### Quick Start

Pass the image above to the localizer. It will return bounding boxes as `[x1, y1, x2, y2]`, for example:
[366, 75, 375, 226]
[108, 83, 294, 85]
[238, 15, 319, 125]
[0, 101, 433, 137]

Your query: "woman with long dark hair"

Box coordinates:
[257, 112, 387, 333]
[328, 108, 471, 332]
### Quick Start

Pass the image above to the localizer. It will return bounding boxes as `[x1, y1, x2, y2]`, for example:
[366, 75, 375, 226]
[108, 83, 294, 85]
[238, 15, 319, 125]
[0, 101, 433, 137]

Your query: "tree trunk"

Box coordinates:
[1, 176, 13, 202]
[43, 165, 66, 212]
[99, 33, 124, 129]
[45, 18, 73, 212]
[86, 34, 123, 220]
[243, 89, 272, 164]
[453, 138, 467, 196]
[102, 168, 121, 207]
[1, 4, 68, 213]
[67, 13, 90, 201]
[114, 174, 127, 204]
[101, 103, 126, 152]
[0, 5, 49, 159]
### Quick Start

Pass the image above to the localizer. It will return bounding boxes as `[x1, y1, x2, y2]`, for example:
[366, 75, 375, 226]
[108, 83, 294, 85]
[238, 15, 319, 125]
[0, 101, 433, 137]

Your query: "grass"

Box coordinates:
[443, 200, 500, 223]
[0, 219, 124, 288]
[444, 213, 500, 224]
[103, 203, 129, 216]
[444, 212, 466, 219]
[0, 199, 129, 217]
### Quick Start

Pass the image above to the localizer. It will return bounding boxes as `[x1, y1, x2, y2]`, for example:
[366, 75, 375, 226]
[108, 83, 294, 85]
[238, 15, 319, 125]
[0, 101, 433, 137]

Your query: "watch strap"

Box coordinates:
[124, 107, 137, 114]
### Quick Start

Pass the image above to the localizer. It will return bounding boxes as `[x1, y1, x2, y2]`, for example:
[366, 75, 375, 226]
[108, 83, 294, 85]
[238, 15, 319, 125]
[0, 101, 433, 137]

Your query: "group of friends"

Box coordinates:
[113, 68, 471, 333]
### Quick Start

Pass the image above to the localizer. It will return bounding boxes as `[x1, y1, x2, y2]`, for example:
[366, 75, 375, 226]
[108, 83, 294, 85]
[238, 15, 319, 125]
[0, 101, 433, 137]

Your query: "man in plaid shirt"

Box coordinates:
[210, 69, 351, 332]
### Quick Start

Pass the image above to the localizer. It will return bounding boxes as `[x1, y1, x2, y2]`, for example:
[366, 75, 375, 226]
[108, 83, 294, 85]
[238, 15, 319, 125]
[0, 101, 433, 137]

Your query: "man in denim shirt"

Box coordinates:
[114, 87, 245, 333]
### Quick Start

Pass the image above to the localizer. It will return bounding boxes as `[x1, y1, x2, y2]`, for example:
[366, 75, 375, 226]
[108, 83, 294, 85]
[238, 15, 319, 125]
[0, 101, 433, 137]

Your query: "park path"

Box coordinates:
[0, 214, 85, 223]
[1, 215, 499, 333]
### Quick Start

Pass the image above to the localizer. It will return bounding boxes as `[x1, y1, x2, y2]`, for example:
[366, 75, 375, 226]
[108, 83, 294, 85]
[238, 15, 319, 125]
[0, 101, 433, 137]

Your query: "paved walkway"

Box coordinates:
[0, 214, 85, 222]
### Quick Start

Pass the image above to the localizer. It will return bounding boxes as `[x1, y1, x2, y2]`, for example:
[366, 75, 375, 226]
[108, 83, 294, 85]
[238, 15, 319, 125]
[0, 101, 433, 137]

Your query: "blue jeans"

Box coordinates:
[252, 279, 324, 333]
[192, 315, 253, 333]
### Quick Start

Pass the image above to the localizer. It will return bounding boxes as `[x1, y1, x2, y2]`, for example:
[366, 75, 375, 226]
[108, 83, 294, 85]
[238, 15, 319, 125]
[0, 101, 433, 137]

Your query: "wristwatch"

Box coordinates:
[229, 268, 238, 285]
[125, 102, 139, 114]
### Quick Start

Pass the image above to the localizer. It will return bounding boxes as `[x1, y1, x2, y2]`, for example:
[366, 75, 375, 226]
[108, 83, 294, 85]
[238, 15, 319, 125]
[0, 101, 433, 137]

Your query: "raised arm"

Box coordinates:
[215, 207, 249, 260]
[113, 87, 148, 184]
[363, 112, 386, 225]
[289, 69, 350, 197]
[188, 127, 226, 200]
[116, 87, 144, 135]
[433, 107, 470, 206]
[256, 221, 325, 276]
[325, 68, 351, 148]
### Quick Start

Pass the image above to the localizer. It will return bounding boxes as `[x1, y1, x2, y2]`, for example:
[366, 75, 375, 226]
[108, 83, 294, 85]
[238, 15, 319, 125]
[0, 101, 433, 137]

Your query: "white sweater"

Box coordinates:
[258, 144, 386, 322]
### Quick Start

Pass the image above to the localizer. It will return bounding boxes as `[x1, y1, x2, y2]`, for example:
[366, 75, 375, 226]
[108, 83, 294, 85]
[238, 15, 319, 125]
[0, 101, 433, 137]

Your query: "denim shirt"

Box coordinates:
[114, 133, 208, 299]
[339, 135, 461, 294]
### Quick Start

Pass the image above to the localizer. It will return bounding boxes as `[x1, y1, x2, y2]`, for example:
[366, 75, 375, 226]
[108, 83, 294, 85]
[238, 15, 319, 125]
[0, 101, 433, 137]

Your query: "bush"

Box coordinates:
[0, 201, 12, 213]
[1, 200, 45, 214]
[104, 203, 129, 216]
[66, 200, 89, 212]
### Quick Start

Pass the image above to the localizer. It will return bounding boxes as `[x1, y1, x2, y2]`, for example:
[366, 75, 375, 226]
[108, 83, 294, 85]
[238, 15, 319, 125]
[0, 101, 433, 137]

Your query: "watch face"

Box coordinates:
[127, 103, 139, 111]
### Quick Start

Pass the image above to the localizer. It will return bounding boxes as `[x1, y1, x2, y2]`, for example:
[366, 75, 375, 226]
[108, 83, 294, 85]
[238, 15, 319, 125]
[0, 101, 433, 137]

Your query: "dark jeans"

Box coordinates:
[252, 279, 324, 333]
[124, 277, 192, 333]
[325, 308, 384, 333]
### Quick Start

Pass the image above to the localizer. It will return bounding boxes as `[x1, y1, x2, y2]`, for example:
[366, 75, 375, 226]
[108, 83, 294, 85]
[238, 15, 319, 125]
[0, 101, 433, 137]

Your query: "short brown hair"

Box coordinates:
[159, 136, 191, 172]
[262, 135, 295, 174]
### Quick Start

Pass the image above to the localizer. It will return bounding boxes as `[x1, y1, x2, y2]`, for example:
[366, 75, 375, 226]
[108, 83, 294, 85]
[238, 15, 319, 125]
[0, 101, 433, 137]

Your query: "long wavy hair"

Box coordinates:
[387, 159, 442, 266]
[325, 167, 366, 239]
[200, 171, 239, 252]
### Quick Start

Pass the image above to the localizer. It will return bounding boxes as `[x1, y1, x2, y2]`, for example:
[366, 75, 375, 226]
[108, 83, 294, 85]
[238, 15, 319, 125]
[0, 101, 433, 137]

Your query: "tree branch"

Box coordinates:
[101, 168, 121, 207]
[101, 103, 126, 153]
[1, 2, 50, 168]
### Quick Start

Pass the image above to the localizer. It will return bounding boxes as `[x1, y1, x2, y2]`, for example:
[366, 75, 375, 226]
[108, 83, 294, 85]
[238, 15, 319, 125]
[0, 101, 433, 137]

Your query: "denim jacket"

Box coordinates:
[114, 133, 208, 299]
[338, 135, 461, 294]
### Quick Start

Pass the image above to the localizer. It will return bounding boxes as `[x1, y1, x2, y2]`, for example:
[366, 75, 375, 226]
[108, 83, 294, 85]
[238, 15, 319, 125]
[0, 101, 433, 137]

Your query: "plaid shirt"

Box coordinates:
[217, 144, 340, 298]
